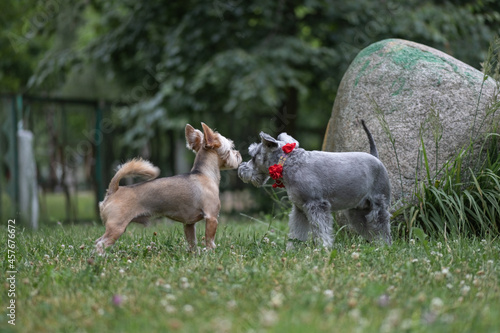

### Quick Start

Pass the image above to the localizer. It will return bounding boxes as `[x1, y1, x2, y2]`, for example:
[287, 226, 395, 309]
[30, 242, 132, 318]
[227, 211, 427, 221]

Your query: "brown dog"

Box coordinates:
[95, 123, 242, 254]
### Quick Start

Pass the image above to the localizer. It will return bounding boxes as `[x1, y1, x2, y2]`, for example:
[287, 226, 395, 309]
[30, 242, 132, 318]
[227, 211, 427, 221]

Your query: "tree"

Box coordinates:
[0, 0, 49, 92]
[17, 0, 500, 149]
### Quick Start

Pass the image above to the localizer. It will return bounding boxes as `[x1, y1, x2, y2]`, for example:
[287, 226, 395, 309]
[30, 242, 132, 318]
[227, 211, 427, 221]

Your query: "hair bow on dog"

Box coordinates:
[269, 143, 296, 188]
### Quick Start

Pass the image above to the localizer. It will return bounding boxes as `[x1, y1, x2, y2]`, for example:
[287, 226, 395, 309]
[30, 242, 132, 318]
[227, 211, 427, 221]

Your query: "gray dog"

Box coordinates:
[238, 120, 392, 249]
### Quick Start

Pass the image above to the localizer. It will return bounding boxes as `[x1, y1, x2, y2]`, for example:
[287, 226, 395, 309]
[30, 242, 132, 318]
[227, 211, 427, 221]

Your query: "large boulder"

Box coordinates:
[323, 39, 498, 202]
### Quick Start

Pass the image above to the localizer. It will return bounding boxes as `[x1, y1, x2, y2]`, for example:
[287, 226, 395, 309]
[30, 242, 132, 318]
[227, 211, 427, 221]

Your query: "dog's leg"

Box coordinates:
[205, 216, 218, 249]
[365, 195, 392, 245]
[344, 208, 370, 240]
[376, 208, 392, 245]
[345, 196, 392, 245]
[303, 200, 333, 248]
[95, 218, 129, 254]
[287, 205, 310, 250]
[183, 223, 197, 250]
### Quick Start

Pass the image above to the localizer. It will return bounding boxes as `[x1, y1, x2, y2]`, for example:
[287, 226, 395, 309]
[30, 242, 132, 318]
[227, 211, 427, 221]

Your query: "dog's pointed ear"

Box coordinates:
[201, 122, 221, 149]
[277, 132, 299, 147]
[259, 132, 279, 150]
[185, 124, 204, 152]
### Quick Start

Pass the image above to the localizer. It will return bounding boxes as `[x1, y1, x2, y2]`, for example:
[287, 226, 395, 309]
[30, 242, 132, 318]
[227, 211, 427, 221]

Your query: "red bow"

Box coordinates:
[282, 143, 296, 154]
[269, 164, 283, 180]
[268, 142, 296, 188]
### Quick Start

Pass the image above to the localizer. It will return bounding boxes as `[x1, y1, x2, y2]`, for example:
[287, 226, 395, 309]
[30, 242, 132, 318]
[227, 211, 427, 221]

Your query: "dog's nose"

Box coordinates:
[237, 163, 247, 180]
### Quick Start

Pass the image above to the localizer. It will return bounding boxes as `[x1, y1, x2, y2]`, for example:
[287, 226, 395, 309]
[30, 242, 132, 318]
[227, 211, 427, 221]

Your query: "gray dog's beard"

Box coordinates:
[237, 162, 253, 183]
[250, 173, 270, 187]
[238, 162, 269, 187]
[239, 138, 289, 187]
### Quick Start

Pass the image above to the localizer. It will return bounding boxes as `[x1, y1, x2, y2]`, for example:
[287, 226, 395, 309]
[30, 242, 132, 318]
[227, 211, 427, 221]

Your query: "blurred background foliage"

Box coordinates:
[2, 0, 500, 147]
[1, 0, 499, 223]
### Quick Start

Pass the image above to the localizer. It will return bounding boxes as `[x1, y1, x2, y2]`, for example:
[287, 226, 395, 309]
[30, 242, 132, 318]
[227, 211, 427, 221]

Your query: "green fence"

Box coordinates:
[1, 94, 111, 225]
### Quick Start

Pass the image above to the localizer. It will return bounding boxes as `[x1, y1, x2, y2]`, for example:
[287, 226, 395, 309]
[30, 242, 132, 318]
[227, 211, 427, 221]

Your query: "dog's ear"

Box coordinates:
[248, 143, 260, 156]
[185, 124, 204, 152]
[201, 123, 221, 149]
[259, 132, 279, 150]
[277, 132, 300, 148]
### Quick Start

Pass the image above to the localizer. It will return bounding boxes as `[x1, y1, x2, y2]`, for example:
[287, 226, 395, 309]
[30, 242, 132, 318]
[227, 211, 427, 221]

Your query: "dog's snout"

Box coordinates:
[237, 163, 245, 177]
[237, 162, 250, 183]
[235, 151, 242, 165]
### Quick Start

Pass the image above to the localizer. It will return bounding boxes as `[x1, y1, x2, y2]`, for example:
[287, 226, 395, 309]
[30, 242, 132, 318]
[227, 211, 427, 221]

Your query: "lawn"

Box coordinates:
[2, 191, 98, 225]
[39, 191, 98, 224]
[1, 218, 499, 333]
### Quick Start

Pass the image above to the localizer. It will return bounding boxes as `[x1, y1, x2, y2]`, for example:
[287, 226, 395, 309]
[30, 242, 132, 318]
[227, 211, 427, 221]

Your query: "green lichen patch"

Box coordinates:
[388, 45, 446, 70]
[351, 39, 484, 90]
[351, 39, 392, 65]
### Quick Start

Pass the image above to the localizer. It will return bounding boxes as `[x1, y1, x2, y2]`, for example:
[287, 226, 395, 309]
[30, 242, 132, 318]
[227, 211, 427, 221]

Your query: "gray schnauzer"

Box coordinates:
[238, 120, 392, 249]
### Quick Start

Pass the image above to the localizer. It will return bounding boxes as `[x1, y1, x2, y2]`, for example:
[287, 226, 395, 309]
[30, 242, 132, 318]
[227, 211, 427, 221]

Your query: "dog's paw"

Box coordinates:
[95, 239, 106, 256]
[186, 245, 200, 255]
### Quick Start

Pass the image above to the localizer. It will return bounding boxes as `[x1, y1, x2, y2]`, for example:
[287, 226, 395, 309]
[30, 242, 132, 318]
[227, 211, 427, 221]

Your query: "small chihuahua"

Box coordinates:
[95, 123, 242, 254]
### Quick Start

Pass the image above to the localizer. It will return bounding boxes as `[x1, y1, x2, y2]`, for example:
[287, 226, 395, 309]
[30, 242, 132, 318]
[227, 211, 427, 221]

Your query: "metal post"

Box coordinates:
[12, 95, 20, 207]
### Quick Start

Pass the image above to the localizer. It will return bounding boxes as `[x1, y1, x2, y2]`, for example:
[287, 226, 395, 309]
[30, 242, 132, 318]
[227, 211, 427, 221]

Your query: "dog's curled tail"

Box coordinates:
[107, 158, 160, 195]
[361, 120, 379, 159]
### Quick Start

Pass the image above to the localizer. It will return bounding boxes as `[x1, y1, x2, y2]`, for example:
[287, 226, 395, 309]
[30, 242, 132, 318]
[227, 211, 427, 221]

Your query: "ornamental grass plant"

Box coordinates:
[386, 37, 500, 238]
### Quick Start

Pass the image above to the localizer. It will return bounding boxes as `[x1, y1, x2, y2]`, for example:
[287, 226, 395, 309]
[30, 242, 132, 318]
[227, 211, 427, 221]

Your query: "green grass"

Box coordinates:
[398, 130, 500, 237]
[39, 191, 98, 224]
[2, 219, 499, 333]
[2, 190, 98, 225]
[1, 193, 14, 222]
